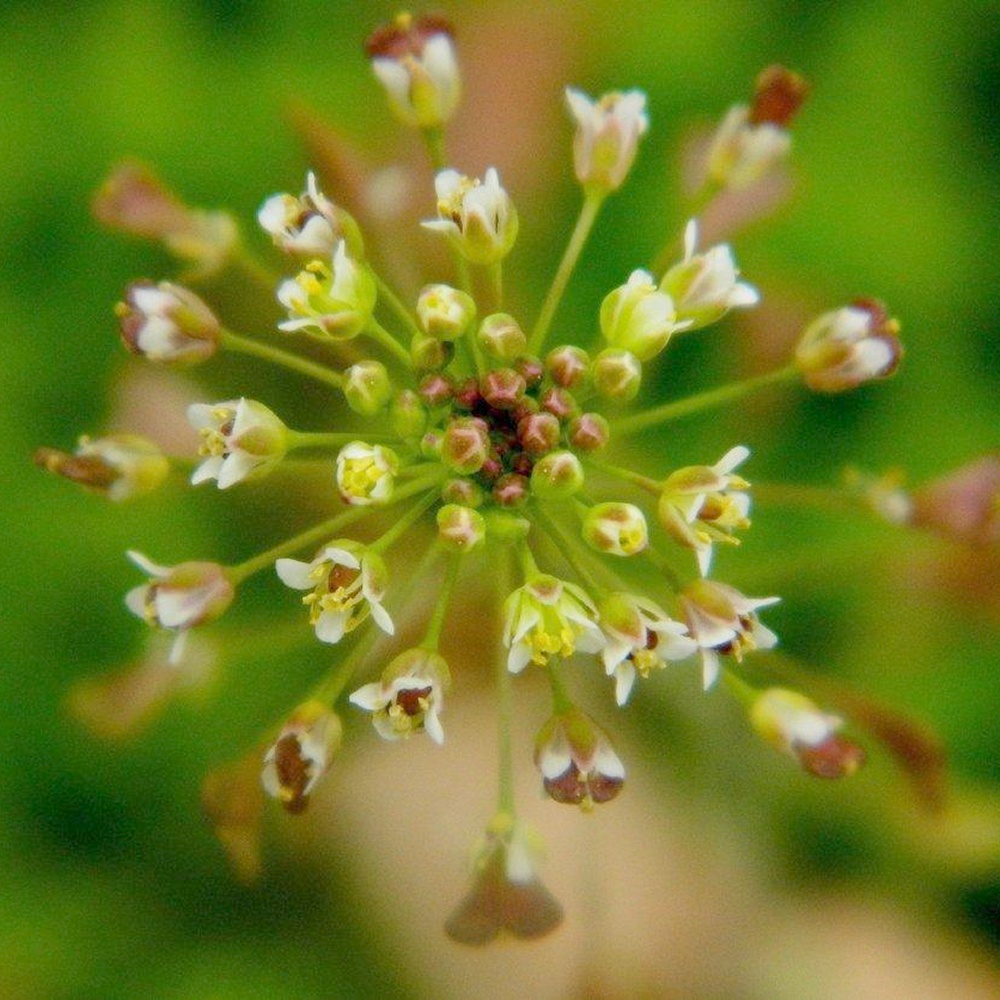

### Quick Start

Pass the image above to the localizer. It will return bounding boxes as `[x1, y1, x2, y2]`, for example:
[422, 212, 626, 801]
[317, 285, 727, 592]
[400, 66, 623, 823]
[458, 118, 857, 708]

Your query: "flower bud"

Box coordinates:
[442, 417, 490, 475]
[422, 168, 518, 265]
[417, 283, 477, 340]
[565, 88, 649, 194]
[335, 442, 398, 505]
[118, 281, 220, 364]
[277, 241, 376, 339]
[749, 688, 865, 779]
[795, 299, 902, 393]
[410, 330, 453, 372]
[530, 450, 584, 500]
[480, 368, 526, 410]
[517, 411, 561, 456]
[593, 348, 642, 400]
[600, 269, 681, 361]
[441, 478, 484, 507]
[437, 504, 486, 552]
[582, 502, 648, 556]
[261, 701, 343, 814]
[545, 345, 591, 389]
[343, 360, 392, 416]
[478, 312, 527, 361]
[390, 389, 427, 439]
[516, 355, 545, 390]
[188, 398, 288, 489]
[34, 433, 169, 501]
[538, 386, 579, 421]
[659, 220, 759, 331]
[535, 707, 625, 809]
[493, 473, 530, 508]
[257, 171, 362, 258]
[365, 14, 460, 130]
[566, 412, 609, 452]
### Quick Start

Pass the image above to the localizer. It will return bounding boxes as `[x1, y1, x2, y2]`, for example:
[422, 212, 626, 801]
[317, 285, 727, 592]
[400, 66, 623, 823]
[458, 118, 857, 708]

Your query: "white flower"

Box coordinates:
[349, 648, 449, 745]
[366, 14, 460, 129]
[680, 579, 779, 689]
[658, 445, 752, 576]
[660, 220, 759, 331]
[118, 281, 219, 363]
[335, 441, 398, 505]
[565, 87, 649, 193]
[581, 502, 649, 557]
[261, 701, 342, 813]
[124, 552, 234, 664]
[599, 269, 686, 362]
[422, 168, 518, 265]
[257, 172, 341, 256]
[277, 241, 376, 338]
[534, 708, 625, 807]
[502, 574, 604, 674]
[416, 283, 477, 340]
[187, 398, 288, 490]
[795, 300, 902, 393]
[706, 104, 791, 191]
[275, 541, 393, 644]
[598, 593, 697, 705]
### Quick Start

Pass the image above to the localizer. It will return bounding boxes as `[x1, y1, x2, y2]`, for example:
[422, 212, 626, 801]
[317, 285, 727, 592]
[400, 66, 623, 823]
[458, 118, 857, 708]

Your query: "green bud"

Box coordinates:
[530, 450, 584, 499]
[343, 360, 392, 416]
[593, 348, 641, 401]
[436, 504, 486, 552]
[390, 389, 427, 439]
[478, 312, 527, 361]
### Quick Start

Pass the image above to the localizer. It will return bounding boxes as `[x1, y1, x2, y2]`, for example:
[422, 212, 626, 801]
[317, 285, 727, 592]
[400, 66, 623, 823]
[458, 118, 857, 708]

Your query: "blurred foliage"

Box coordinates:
[4, 0, 1000, 996]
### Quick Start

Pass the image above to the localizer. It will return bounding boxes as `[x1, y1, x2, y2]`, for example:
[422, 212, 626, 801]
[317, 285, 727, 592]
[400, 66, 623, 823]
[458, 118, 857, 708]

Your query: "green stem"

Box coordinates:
[421, 552, 461, 651]
[285, 430, 394, 451]
[649, 182, 722, 276]
[230, 243, 281, 292]
[528, 190, 605, 354]
[365, 317, 413, 367]
[497, 553, 516, 815]
[220, 329, 345, 390]
[721, 667, 757, 708]
[489, 261, 503, 312]
[369, 486, 441, 555]
[641, 542, 683, 593]
[423, 127, 448, 171]
[614, 363, 799, 437]
[373, 273, 422, 340]
[548, 660, 574, 714]
[531, 504, 604, 596]
[584, 457, 661, 494]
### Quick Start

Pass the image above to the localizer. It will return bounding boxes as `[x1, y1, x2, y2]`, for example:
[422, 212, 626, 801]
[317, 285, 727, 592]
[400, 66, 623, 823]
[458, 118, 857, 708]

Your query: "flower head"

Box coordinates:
[565, 87, 649, 194]
[335, 441, 398, 505]
[257, 171, 349, 257]
[277, 241, 376, 338]
[261, 701, 343, 813]
[534, 707, 625, 808]
[502, 574, 604, 673]
[366, 13, 460, 130]
[680, 579, 779, 689]
[599, 592, 697, 705]
[188, 398, 288, 489]
[117, 281, 220, 364]
[658, 445, 752, 575]
[795, 299, 902, 392]
[349, 648, 450, 745]
[422, 168, 518, 265]
[124, 552, 234, 663]
[276, 541, 393, 643]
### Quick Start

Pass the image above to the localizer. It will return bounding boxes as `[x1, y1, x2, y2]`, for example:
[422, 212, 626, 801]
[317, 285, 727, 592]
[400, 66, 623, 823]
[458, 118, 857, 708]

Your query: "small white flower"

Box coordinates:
[261, 701, 342, 813]
[187, 398, 288, 489]
[707, 104, 791, 191]
[565, 87, 649, 193]
[598, 593, 697, 705]
[349, 648, 449, 745]
[599, 269, 687, 362]
[534, 708, 625, 807]
[335, 441, 398, 505]
[118, 281, 220, 363]
[502, 574, 604, 674]
[422, 168, 518, 265]
[658, 445, 752, 576]
[276, 541, 393, 644]
[680, 579, 779, 689]
[277, 241, 376, 338]
[660, 220, 759, 331]
[124, 552, 234, 664]
[257, 172, 341, 257]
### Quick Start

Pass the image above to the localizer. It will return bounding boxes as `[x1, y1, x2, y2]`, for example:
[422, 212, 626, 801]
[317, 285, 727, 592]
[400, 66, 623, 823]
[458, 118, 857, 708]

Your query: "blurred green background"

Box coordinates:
[4, 1, 1000, 996]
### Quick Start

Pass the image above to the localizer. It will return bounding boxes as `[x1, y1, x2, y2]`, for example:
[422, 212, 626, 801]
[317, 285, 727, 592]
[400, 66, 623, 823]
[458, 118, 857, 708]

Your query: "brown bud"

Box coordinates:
[749, 65, 809, 127]
[567, 412, 610, 452]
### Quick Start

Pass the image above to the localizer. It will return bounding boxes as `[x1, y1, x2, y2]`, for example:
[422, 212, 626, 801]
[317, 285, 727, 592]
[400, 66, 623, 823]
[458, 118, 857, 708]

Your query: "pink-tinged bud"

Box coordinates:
[539, 386, 579, 421]
[795, 299, 902, 393]
[531, 450, 584, 499]
[442, 417, 490, 475]
[478, 313, 527, 361]
[118, 281, 220, 364]
[565, 88, 649, 194]
[535, 707, 625, 809]
[582, 502, 648, 556]
[441, 477, 484, 507]
[417, 372, 454, 407]
[261, 701, 343, 814]
[517, 412, 561, 456]
[480, 368, 526, 410]
[545, 345, 591, 389]
[201, 752, 265, 883]
[516, 355, 545, 389]
[493, 473, 530, 508]
[910, 455, 1000, 546]
[567, 412, 610, 452]
[34, 433, 169, 502]
[593, 348, 642, 401]
[437, 503, 486, 552]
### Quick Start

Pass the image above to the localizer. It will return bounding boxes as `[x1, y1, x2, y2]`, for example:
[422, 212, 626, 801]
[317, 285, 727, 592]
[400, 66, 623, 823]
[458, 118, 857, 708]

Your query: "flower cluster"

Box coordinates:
[40, 13, 918, 943]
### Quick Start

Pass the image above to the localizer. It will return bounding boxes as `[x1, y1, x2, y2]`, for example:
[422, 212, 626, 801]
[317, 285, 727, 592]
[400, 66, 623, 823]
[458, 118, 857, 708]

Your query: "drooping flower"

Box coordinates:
[680, 579, 779, 689]
[564, 87, 649, 194]
[275, 541, 393, 644]
[261, 700, 343, 813]
[257, 171, 345, 257]
[124, 552, 235, 663]
[502, 574, 604, 673]
[117, 281, 220, 364]
[598, 592, 698, 705]
[188, 398, 288, 489]
[534, 707, 625, 808]
[658, 445, 752, 575]
[349, 648, 449, 745]
[335, 441, 399, 505]
[659, 219, 759, 331]
[422, 168, 518, 265]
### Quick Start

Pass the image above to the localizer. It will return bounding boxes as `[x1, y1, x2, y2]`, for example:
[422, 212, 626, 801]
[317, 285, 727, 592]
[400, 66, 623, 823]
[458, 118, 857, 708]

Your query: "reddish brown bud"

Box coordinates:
[567, 412, 610, 452]
[493, 473, 530, 507]
[418, 372, 454, 407]
[749, 65, 809, 127]
[518, 412, 561, 455]
[480, 368, 526, 410]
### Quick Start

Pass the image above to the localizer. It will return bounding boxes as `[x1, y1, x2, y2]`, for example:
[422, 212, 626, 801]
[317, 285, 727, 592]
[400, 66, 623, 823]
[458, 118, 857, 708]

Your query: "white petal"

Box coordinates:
[424, 709, 445, 746]
[168, 629, 189, 665]
[614, 662, 637, 706]
[126, 550, 168, 576]
[369, 600, 395, 635]
[124, 584, 149, 618]
[507, 642, 532, 674]
[217, 451, 259, 490]
[190, 456, 224, 485]
[349, 682, 386, 712]
[275, 558, 316, 590]
[701, 649, 721, 690]
[314, 610, 348, 644]
[683, 218, 699, 260]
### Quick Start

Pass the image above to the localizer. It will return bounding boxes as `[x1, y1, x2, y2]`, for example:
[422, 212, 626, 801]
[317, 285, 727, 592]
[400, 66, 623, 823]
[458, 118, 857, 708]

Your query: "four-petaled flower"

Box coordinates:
[335, 441, 399, 505]
[276, 541, 393, 644]
[257, 171, 343, 257]
[188, 398, 288, 490]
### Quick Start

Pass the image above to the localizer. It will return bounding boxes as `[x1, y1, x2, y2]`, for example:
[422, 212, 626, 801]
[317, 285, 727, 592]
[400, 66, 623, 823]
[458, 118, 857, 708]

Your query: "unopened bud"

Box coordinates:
[118, 281, 220, 364]
[531, 450, 584, 500]
[565, 88, 649, 195]
[478, 312, 527, 361]
[480, 368, 526, 410]
[35, 433, 169, 501]
[418, 372, 454, 407]
[261, 701, 342, 814]
[417, 283, 477, 340]
[545, 345, 591, 389]
[493, 473, 530, 507]
[593, 348, 642, 400]
[582, 502, 648, 556]
[437, 504, 486, 551]
[411, 330, 453, 372]
[441, 477, 484, 507]
[343, 360, 392, 416]
[567, 412, 609, 452]
[390, 389, 427, 439]
[518, 412, 561, 456]
[442, 417, 490, 475]
[600, 269, 680, 361]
